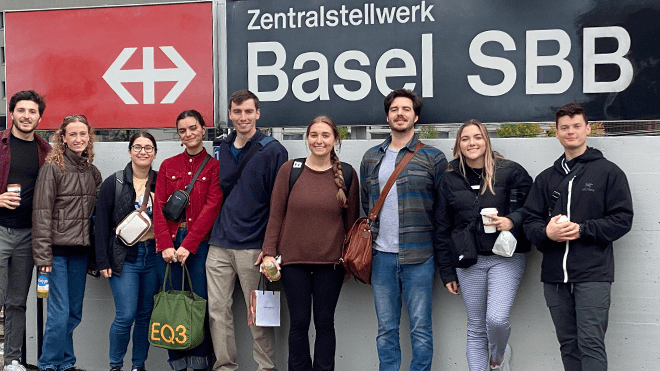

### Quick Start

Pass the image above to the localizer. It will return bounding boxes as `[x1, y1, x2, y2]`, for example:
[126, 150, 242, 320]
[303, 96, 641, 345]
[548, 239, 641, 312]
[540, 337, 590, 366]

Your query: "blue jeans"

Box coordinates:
[38, 254, 88, 371]
[371, 250, 434, 371]
[156, 228, 214, 370]
[108, 240, 159, 369]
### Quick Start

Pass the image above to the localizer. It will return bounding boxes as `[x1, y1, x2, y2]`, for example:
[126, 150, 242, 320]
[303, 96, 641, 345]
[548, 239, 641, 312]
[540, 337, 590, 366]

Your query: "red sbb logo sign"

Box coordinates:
[4, 2, 213, 129]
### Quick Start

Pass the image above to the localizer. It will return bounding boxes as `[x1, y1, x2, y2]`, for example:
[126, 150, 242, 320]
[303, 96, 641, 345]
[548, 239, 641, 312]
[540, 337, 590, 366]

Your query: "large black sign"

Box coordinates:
[226, 0, 660, 126]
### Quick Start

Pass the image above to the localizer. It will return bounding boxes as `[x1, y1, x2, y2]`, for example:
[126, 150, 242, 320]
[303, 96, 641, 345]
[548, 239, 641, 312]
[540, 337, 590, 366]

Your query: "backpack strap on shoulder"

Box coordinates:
[289, 158, 306, 193]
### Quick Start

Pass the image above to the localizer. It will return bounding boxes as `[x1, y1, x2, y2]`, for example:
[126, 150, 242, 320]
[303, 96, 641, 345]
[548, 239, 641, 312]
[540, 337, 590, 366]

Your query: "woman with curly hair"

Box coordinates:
[32, 115, 103, 371]
[261, 115, 359, 371]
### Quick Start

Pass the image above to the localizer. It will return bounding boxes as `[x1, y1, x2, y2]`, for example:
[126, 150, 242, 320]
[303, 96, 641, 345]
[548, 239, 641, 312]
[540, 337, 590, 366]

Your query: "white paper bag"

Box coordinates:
[492, 230, 517, 257]
[248, 290, 280, 327]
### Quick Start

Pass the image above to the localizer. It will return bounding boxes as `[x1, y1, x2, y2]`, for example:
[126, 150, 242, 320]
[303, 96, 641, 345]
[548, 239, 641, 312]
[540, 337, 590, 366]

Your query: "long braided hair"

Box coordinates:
[45, 115, 96, 172]
[452, 119, 503, 195]
[306, 115, 348, 208]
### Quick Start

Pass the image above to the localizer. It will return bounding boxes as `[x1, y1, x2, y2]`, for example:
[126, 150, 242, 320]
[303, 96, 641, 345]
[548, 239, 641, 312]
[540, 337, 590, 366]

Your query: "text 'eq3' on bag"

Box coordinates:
[149, 263, 206, 350]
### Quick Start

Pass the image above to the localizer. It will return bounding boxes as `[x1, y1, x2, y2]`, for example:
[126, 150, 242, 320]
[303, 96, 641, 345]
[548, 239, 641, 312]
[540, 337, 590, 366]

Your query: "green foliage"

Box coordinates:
[338, 126, 349, 140]
[496, 123, 543, 138]
[418, 125, 438, 139]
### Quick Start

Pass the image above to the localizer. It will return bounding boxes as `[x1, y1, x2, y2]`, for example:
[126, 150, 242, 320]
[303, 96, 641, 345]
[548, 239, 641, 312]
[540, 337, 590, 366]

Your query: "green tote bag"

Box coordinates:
[149, 263, 206, 350]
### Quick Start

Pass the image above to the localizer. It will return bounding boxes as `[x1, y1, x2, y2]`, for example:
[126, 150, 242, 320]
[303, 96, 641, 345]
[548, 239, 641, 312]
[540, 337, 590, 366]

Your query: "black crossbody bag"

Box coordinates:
[162, 154, 211, 222]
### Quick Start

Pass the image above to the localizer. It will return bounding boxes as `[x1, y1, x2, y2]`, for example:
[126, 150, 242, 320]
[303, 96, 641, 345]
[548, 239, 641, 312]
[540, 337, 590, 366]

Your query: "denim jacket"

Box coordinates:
[360, 134, 448, 264]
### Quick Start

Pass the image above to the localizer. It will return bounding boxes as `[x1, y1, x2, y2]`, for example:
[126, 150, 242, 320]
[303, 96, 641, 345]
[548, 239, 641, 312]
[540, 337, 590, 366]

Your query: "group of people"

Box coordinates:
[0, 87, 633, 371]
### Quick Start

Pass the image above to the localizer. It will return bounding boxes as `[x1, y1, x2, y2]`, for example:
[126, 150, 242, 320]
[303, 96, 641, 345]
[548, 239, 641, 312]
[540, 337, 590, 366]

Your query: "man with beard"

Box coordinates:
[0, 90, 51, 371]
[359, 89, 447, 371]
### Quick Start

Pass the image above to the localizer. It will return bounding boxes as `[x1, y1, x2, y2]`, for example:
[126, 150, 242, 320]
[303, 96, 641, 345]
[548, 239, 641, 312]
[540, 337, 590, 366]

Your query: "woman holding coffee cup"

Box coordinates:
[435, 119, 533, 371]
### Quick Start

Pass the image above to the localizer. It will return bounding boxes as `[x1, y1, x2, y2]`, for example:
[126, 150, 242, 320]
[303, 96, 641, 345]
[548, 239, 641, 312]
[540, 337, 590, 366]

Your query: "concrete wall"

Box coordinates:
[23, 136, 659, 370]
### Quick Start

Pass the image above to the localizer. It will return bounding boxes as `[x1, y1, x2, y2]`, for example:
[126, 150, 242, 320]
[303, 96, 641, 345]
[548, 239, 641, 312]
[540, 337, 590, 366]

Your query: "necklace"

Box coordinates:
[470, 166, 483, 178]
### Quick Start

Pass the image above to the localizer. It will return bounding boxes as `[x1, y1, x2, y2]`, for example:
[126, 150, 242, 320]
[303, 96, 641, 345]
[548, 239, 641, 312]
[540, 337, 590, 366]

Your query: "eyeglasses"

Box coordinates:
[131, 145, 155, 153]
[64, 114, 87, 121]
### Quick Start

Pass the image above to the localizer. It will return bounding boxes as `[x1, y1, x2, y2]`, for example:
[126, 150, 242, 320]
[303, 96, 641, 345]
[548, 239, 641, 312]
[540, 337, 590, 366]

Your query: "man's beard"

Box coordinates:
[13, 118, 37, 134]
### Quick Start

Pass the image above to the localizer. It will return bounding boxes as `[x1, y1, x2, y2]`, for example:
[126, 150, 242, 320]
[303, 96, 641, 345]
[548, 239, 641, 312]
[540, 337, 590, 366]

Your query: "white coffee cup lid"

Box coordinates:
[480, 207, 498, 215]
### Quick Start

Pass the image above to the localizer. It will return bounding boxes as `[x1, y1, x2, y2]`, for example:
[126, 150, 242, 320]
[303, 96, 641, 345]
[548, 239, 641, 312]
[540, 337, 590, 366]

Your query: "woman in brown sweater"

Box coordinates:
[261, 115, 359, 371]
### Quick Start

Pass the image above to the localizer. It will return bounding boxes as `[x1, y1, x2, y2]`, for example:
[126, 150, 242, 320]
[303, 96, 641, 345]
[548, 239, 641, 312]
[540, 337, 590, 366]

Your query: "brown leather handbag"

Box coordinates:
[342, 142, 424, 284]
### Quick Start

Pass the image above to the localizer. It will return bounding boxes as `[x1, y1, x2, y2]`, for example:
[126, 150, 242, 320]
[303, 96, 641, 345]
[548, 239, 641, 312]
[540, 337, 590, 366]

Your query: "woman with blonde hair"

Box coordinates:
[32, 115, 103, 371]
[261, 115, 359, 371]
[435, 119, 533, 371]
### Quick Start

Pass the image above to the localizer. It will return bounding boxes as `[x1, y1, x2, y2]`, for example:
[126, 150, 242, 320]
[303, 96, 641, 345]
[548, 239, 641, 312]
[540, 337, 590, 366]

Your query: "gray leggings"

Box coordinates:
[456, 253, 526, 371]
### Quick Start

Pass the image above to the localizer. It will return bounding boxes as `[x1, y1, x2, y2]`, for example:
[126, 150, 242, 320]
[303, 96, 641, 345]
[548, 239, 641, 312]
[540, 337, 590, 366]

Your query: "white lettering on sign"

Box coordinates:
[583, 26, 633, 93]
[246, 1, 435, 31]
[467, 26, 632, 96]
[467, 30, 517, 97]
[103, 46, 196, 105]
[526, 29, 573, 95]
[248, 33, 433, 102]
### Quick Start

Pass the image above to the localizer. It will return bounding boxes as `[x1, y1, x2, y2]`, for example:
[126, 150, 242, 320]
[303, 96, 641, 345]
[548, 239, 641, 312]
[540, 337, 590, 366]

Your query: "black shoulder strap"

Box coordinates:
[114, 170, 124, 208]
[342, 162, 354, 193]
[289, 158, 306, 192]
[220, 136, 275, 199]
[184, 154, 211, 194]
[548, 162, 585, 216]
[289, 159, 353, 193]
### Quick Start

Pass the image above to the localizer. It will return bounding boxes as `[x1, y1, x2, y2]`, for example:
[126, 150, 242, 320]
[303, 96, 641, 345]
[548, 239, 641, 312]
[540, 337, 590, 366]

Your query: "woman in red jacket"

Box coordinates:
[152, 110, 222, 371]
[261, 116, 359, 371]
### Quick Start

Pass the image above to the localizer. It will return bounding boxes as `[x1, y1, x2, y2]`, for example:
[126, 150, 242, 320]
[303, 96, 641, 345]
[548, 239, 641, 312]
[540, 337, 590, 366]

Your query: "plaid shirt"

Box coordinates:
[360, 134, 447, 264]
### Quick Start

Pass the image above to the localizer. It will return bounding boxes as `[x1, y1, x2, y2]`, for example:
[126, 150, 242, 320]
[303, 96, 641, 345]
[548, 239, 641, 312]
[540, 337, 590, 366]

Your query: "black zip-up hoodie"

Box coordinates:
[435, 158, 533, 284]
[523, 147, 633, 283]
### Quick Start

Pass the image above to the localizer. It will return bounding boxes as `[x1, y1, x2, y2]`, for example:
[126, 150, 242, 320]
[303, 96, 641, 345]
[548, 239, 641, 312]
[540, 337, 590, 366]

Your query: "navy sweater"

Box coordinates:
[209, 130, 288, 249]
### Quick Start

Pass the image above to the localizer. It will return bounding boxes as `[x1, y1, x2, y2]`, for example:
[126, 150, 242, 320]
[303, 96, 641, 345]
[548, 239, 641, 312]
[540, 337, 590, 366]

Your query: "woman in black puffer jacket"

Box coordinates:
[435, 119, 533, 371]
[95, 131, 158, 371]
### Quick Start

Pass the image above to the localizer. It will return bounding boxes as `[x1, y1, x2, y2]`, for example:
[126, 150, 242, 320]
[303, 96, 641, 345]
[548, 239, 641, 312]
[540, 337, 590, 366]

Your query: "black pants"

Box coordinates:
[544, 282, 611, 371]
[281, 264, 344, 371]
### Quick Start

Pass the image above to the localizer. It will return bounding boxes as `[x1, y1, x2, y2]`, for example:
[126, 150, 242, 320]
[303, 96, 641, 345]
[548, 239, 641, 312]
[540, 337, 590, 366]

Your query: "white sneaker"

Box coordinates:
[4, 360, 27, 371]
[490, 344, 512, 371]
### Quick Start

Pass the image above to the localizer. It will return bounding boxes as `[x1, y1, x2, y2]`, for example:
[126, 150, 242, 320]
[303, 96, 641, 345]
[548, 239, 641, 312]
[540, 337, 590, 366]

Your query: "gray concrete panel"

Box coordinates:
[21, 136, 658, 370]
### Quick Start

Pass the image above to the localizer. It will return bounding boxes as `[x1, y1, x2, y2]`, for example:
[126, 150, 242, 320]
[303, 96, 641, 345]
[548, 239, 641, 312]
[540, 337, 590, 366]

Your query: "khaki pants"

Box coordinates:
[206, 245, 277, 371]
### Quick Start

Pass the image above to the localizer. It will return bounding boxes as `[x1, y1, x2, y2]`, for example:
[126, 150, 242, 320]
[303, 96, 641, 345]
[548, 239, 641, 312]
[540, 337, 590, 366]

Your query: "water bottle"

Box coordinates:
[37, 271, 50, 299]
[263, 260, 281, 281]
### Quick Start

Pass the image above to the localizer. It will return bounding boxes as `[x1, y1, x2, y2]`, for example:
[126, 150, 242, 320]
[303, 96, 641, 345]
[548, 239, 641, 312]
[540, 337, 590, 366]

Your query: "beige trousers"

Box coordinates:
[206, 245, 278, 371]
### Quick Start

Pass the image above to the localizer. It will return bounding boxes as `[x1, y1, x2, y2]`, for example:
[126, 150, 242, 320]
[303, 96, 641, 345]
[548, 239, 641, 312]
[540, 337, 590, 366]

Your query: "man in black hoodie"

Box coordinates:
[524, 103, 633, 371]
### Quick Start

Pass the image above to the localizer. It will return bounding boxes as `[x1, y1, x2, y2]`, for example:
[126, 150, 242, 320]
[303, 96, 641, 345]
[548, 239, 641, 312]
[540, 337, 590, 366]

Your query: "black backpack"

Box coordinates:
[288, 158, 353, 193]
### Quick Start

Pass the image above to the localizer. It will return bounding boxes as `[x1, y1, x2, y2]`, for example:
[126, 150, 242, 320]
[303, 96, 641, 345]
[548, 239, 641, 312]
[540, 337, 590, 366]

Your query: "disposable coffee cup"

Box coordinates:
[7, 184, 21, 196]
[480, 207, 498, 233]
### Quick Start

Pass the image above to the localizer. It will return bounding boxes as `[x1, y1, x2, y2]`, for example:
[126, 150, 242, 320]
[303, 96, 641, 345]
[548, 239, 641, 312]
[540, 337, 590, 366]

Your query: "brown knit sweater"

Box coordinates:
[262, 160, 359, 266]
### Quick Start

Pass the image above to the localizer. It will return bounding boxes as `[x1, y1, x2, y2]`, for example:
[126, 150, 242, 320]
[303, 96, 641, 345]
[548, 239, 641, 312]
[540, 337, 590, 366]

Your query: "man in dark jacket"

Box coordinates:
[206, 90, 287, 371]
[524, 103, 633, 371]
[0, 90, 51, 371]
